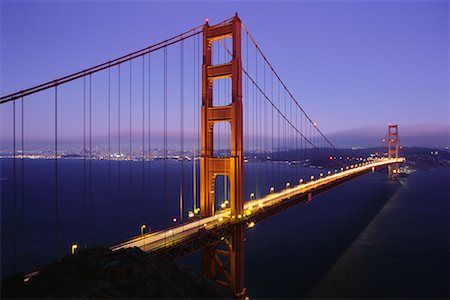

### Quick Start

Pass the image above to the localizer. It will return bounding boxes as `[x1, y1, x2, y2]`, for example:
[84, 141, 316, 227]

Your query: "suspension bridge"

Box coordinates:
[1, 15, 404, 298]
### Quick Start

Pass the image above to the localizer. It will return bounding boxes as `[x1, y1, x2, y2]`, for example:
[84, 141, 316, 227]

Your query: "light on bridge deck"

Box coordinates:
[299, 179, 303, 184]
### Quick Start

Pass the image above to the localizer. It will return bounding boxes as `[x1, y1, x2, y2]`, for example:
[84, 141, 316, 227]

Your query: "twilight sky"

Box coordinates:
[1, 0, 448, 148]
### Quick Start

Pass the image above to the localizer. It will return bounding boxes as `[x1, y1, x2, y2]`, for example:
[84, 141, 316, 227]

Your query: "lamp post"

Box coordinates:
[71, 244, 78, 255]
[140, 224, 147, 251]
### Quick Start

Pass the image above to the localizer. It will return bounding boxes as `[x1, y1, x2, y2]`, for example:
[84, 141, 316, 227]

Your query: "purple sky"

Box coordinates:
[1, 1, 448, 148]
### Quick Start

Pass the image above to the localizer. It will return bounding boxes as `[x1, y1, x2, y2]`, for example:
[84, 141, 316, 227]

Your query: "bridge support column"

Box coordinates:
[387, 124, 399, 180]
[201, 224, 245, 297]
[200, 15, 245, 297]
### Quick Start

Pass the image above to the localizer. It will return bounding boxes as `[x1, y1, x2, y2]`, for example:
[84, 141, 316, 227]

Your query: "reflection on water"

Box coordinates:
[244, 168, 449, 299]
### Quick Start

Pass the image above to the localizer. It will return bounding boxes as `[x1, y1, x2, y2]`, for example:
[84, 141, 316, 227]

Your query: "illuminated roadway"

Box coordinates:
[111, 158, 405, 254]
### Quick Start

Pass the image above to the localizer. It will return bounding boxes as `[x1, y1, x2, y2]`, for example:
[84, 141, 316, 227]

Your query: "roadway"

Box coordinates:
[111, 157, 405, 254]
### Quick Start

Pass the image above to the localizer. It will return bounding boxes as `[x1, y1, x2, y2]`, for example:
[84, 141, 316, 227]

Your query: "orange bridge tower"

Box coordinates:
[388, 124, 399, 179]
[200, 15, 245, 297]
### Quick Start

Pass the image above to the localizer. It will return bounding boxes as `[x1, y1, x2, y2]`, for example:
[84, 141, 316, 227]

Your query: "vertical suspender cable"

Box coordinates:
[263, 66, 266, 191]
[20, 97, 25, 269]
[197, 36, 201, 207]
[284, 88, 287, 184]
[251, 54, 255, 195]
[179, 40, 184, 222]
[300, 111, 303, 182]
[148, 53, 151, 223]
[129, 60, 132, 215]
[108, 68, 111, 243]
[54, 85, 59, 258]
[12, 101, 16, 272]
[295, 97, 298, 182]
[163, 46, 168, 226]
[118, 65, 122, 238]
[192, 36, 197, 212]
[142, 56, 145, 223]
[197, 35, 201, 209]
[83, 77, 87, 248]
[291, 95, 293, 182]
[271, 71, 274, 190]
[88, 76, 92, 245]
[255, 46, 259, 197]
[193, 36, 196, 211]
[245, 32, 249, 190]
[277, 80, 280, 188]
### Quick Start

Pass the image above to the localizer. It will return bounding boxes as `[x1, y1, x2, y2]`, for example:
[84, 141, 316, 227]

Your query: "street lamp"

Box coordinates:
[250, 192, 255, 200]
[71, 244, 78, 255]
[270, 187, 274, 194]
[286, 182, 290, 188]
[299, 179, 303, 184]
[141, 224, 146, 235]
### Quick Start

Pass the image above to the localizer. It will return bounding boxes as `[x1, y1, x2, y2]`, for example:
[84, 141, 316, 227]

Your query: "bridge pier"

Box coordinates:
[201, 224, 245, 298]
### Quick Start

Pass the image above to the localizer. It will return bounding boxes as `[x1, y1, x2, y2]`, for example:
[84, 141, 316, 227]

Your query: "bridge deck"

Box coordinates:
[111, 158, 404, 257]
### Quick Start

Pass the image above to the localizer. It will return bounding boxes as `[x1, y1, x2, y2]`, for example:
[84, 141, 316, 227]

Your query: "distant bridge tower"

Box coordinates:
[387, 124, 399, 179]
[200, 15, 245, 297]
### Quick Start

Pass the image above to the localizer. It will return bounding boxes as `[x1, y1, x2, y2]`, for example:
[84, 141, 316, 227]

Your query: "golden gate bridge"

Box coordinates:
[1, 14, 403, 298]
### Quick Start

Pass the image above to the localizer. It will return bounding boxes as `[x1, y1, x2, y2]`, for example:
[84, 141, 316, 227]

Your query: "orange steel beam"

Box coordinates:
[387, 124, 399, 179]
[200, 15, 245, 297]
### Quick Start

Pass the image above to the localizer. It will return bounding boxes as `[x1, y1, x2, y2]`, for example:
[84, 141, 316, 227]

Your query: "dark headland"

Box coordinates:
[1, 247, 234, 299]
